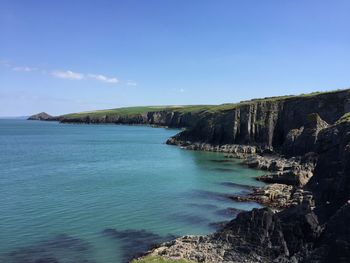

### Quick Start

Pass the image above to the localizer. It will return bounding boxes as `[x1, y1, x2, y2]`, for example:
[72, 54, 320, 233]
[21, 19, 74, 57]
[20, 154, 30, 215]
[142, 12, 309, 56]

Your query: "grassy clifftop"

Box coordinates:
[61, 105, 212, 119]
[61, 88, 349, 121]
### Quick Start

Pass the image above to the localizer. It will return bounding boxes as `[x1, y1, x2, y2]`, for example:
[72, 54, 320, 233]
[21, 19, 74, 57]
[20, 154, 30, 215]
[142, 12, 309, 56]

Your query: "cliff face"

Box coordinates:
[59, 110, 202, 128]
[171, 89, 350, 152]
[307, 120, 350, 222]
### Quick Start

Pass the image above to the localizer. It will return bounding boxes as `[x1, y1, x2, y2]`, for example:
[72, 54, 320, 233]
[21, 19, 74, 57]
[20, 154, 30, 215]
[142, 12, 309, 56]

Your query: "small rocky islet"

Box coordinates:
[29, 88, 350, 262]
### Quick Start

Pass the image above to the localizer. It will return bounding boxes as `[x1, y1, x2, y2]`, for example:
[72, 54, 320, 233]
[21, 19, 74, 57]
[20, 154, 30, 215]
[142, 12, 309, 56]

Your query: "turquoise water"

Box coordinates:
[0, 120, 265, 263]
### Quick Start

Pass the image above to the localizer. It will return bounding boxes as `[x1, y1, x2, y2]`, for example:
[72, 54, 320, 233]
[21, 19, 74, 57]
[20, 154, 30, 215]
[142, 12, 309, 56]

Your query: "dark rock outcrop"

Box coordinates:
[307, 120, 350, 222]
[304, 204, 350, 263]
[282, 113, 329, 156]
[145, 205, 321, 263]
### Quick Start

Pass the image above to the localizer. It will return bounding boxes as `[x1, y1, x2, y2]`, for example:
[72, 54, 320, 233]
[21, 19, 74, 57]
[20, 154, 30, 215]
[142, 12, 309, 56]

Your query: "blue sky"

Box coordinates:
[1, 0, 350, 116]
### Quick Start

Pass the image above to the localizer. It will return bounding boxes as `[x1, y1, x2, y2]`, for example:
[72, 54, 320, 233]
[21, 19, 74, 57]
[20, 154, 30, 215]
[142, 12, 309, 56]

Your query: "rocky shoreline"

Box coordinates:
[166, 136, 316, 211]
[169, 143, 316, 214]
[136, 118, 350, 262]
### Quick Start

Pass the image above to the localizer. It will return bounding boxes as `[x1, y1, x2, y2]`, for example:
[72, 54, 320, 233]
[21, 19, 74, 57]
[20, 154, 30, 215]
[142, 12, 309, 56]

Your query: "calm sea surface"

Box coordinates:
[0, 120, 265, 263]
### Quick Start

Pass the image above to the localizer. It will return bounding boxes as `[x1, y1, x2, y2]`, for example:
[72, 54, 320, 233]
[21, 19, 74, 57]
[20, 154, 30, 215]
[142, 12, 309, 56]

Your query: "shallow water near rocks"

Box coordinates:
[0, 120, 265, 263]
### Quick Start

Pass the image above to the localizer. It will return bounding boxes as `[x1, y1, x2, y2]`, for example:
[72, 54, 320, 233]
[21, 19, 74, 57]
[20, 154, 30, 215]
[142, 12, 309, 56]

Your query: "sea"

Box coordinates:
[0, 119, 265, 263]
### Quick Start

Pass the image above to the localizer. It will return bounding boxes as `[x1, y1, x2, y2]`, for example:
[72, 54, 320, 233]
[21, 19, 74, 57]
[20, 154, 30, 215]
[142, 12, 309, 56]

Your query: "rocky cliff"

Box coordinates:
[59, 110, 201, 128]
[169, 89, 350, 153]
[133, 90, 350, 262]
[35, 89, 350, 156]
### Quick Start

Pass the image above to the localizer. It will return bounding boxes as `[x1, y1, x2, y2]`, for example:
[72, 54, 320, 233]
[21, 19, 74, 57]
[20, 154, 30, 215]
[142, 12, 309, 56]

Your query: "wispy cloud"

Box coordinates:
[2, 59, 128, 86]
[126, 80, 137, 86]
[51, 70, 119, 84]
[12, 66, 37, 72]
[179, 88, 185, 93]
[87, 74, 119, 84]
[51, 70, 84, 80]
[0, 59, 13, 67]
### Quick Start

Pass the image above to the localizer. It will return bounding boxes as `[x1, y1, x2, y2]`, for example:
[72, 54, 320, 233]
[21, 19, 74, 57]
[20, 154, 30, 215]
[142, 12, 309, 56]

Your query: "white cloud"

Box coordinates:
[126, 80, 137, 86]
[179, 88, 185, 93]
[12, 66, 37, 72]
[3, 59, 123, 85]
[51, 71, 119, 84]
[51, 70, 84, 80]
[88, 74, 119, 84]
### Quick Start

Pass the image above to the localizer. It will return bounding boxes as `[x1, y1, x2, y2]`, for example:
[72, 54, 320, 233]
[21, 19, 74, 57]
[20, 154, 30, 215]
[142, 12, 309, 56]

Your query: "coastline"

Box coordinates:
[27, 89, 350, 262]
[134, 120, 350, 262]
[25, 119, 326, 263]
[128, 138, 316, 262]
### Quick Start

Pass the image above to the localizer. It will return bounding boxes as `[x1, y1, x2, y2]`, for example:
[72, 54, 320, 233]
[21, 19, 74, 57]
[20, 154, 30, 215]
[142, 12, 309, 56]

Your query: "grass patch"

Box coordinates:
[336, 112, 350, 124]
[61, 105, 216, 120]
[131, 255, 194, 263]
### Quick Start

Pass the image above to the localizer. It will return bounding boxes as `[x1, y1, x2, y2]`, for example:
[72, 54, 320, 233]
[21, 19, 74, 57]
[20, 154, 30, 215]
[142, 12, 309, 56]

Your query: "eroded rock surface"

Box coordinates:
[244, 154, 316, 187]
[230, 184, 314, 210]
[145, 205, 321, 263]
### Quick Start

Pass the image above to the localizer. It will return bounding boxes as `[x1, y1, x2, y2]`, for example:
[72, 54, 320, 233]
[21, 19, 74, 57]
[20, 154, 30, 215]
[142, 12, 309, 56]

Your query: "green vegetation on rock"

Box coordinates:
[131, 255, 193, 263]
[336, 112, 350, 124]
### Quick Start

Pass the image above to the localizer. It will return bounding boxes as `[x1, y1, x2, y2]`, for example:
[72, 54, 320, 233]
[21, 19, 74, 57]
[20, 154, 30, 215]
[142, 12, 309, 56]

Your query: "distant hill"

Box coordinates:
[27, 112, 56, 121]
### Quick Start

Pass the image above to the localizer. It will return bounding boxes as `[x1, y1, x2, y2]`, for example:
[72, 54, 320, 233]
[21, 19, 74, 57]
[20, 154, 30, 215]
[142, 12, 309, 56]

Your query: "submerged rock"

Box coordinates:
[102, 228, 177, 263]
[6, 234, 94, 263]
